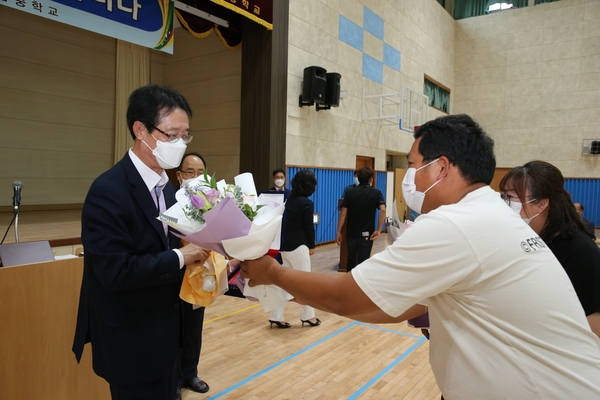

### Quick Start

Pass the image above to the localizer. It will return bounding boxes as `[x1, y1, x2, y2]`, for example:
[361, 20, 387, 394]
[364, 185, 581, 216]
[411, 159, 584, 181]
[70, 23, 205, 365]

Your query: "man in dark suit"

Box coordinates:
[270, 168, 291, 199]
[175, 153, 210, 398]
[72, 85, 208, 400]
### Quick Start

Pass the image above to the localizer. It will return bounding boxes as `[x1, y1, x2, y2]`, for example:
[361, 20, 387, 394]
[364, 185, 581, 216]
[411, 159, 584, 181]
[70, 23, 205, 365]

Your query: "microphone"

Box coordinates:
[12, 180, 23, 213]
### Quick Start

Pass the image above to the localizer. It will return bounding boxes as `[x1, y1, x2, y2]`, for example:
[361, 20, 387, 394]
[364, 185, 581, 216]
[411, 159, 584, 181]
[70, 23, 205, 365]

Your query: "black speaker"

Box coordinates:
[302, 66, 327, 103]
[324, 72, 342, 107]
[591, 140, 600, 154]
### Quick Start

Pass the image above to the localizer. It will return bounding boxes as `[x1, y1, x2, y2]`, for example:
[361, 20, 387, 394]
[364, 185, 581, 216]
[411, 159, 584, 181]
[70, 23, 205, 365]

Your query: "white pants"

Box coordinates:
[269, 245, 315, 322]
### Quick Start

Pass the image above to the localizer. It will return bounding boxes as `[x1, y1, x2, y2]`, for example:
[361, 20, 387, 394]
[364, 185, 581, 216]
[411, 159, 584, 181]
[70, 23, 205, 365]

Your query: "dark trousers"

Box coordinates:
[346, 235, 374, 272]
[109, 360, 178, 400]
[178, 303, 205, 387]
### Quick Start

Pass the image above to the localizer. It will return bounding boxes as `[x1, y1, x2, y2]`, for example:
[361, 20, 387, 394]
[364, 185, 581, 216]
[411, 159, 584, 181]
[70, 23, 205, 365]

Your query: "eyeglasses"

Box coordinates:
[500, 193, 533, 206]
[152, 126, 193, 144]
[179, 170, 204, 179]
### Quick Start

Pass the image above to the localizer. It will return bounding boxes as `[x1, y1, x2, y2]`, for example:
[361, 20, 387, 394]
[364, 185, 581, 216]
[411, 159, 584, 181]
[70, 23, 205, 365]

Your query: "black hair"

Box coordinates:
[126, 85, 193, 140]
[272, 168, 286, 177]
[499, 160, 591, 242]
[291, 169, 317, 196]
[356, 167, 373, 185]
[414, 114, 495, 185]
[178, 152, 207, 171]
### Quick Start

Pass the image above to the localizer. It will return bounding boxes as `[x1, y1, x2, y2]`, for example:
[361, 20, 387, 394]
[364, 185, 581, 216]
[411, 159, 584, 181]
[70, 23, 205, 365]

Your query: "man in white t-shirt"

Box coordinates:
[240, 114, 600, 399]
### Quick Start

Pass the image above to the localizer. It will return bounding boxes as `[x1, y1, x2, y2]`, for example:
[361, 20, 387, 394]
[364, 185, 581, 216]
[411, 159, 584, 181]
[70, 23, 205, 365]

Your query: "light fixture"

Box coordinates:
[313, 212, 320, 225]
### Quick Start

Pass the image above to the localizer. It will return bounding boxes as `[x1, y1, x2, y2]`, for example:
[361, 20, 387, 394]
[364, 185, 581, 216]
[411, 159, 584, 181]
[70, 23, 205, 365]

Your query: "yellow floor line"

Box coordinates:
[205, 303, 261, 323]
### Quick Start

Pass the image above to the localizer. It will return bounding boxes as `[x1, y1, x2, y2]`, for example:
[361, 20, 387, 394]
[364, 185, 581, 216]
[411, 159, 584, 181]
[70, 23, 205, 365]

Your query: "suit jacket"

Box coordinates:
[281, 194, 315, 252]
[72, 153, 184, 385]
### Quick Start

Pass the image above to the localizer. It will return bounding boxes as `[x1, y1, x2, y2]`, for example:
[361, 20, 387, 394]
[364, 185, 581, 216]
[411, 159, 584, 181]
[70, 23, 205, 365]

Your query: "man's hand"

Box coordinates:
[227, 258, 241, 273]
[369, 230, 380, 241]
[335, 232, 342, 246]
[309, 248, 315, 256]
[240, 256, 280, 287]
[180, 243, 210, 265]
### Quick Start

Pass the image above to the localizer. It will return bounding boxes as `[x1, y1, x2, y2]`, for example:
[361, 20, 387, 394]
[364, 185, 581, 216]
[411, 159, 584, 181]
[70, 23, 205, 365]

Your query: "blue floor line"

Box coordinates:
[347, 337, 427, 400]
[207, 321, 428, 399]
[207, 321, 360, 399]
[355, 321, 425, 339]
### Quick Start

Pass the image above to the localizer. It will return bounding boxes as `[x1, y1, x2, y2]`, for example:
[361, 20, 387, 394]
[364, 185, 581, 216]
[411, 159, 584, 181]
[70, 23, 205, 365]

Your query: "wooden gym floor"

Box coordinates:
[192, 236, 441, 400]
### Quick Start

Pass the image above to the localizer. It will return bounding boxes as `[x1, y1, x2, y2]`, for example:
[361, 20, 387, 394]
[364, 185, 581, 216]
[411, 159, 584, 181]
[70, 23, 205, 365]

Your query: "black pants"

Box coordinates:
[178, 303, 205, 387]
[109, 360, 178, 400]
[346, 235, 374, 272]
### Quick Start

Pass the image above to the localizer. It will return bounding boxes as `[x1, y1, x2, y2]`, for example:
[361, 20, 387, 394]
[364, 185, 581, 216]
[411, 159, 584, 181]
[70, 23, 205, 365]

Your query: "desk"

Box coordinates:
[0, 258, 110, 399]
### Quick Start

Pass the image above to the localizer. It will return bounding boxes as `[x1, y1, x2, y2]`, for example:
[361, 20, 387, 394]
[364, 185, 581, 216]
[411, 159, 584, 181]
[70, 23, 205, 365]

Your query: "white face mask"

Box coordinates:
[353, 177, 359, 185]
[180, 177, 195, 187]
[402, 158, 443, 214]
[274, 179, 285, 188]
[143, 134, 187, 170]
[504, 198, 538, 225]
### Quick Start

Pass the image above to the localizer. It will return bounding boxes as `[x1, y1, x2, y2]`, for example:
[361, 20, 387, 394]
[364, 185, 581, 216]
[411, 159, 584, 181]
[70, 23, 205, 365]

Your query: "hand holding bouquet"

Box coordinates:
[159, 172, 288, 310]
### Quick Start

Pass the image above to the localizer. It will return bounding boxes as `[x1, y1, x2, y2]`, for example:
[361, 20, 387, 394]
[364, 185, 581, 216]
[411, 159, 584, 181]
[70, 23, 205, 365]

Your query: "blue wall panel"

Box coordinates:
[287, 167, 387, 244]
[564, 178, 600, 227]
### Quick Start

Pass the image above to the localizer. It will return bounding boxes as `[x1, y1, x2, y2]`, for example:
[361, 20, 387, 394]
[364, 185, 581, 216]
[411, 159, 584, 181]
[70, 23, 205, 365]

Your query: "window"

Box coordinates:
[488, 2, 515, 12]
[424, 78, 450, 114]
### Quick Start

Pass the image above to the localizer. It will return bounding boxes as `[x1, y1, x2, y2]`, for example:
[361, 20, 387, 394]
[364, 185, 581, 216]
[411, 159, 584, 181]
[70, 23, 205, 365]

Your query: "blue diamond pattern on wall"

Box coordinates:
[339, 6, 401, 84]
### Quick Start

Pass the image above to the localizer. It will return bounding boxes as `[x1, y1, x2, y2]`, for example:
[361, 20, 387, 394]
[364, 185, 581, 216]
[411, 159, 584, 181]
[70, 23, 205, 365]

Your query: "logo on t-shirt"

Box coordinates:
[520, 236, 547, 252]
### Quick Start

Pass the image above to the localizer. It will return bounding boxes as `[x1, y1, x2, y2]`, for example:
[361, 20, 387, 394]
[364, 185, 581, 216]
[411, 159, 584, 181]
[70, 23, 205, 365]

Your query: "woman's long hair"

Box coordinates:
[499, 160, 590, 243]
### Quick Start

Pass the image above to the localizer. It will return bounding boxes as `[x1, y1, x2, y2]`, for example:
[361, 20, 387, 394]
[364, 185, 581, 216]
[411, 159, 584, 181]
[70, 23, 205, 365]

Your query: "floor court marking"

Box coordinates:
[207, 321, 427, 399]
[348, 336, 427, 399]
[204, 303, 261, 324]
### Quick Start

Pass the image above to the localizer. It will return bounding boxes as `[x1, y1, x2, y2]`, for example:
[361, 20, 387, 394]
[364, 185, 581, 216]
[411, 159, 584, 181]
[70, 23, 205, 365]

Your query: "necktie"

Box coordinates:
[154, 184, 168, 238]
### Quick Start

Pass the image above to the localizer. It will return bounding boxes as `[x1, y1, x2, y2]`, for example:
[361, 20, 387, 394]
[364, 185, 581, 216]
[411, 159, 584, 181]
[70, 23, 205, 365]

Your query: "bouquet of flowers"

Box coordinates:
[159, 172, 289, 310]
[386, 199, 413, 245]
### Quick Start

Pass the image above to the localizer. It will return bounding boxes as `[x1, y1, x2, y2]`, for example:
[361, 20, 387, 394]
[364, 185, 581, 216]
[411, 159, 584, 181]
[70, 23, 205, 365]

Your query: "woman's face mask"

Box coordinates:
[503, 194, 539, 225]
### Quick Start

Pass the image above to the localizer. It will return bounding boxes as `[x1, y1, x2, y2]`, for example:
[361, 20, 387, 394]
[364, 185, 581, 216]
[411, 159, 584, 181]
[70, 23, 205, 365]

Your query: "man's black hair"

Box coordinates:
[356, 167, 374, 185]
[126, 85, 193, 140]
[272, 168, 286, 177]
[414, 114, 495, 185]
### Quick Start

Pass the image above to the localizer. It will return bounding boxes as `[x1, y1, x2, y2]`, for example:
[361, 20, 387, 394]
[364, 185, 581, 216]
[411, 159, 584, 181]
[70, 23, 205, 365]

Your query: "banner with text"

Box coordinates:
[1, 0, 174, 53]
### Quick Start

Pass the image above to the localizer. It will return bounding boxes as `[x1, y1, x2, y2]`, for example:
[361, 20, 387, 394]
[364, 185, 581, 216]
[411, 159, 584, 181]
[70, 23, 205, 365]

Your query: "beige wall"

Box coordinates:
[0, 12, 241, 209]
[453, 0, 600, 177]
[0, 7, 116, 207]
[286, 0, 455, 170]
[156, 28, 242, 182]
[4, 0, 598, 210]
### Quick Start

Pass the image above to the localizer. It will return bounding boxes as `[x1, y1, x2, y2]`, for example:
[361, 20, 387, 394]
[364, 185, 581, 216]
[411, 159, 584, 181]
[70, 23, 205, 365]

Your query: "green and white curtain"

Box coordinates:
[424, 80, 450, 114]
[454, 0, 529, 20]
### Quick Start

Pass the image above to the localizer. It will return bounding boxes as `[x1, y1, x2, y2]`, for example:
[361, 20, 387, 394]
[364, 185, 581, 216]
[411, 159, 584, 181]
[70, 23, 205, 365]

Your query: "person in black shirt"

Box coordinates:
[341, 170, 359, 199]
[336, 167, 386, 272]
[268, 169, 321, 328]
[574, 202, 596, 241]
[500, 160, 600, 338]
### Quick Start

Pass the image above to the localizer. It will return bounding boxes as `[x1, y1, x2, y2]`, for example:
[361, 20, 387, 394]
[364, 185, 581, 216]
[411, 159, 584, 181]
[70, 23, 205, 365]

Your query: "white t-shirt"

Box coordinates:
[353, 186, 600, 399]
